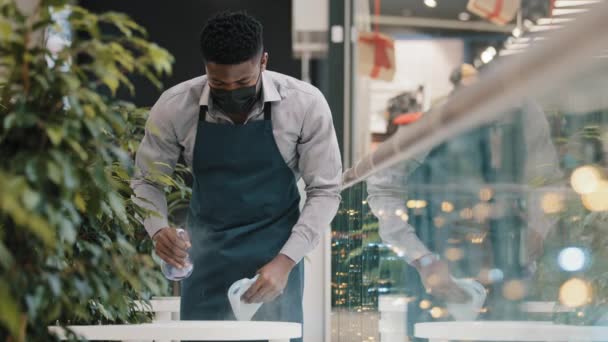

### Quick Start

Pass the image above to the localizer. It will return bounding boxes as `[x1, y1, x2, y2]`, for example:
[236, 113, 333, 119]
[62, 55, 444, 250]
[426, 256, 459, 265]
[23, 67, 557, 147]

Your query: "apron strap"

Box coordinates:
[199, 103, 270, 122]
[263, 102, 271, 121]
[199, 105, 207, 122]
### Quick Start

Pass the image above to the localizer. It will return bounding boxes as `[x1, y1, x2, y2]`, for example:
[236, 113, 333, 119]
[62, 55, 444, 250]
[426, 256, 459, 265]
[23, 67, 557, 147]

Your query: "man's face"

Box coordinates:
[206, 52, 268, 91]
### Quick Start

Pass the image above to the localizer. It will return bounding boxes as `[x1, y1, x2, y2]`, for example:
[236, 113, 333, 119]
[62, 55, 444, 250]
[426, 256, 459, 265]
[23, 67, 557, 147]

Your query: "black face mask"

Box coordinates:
[210, 71, 261, 115]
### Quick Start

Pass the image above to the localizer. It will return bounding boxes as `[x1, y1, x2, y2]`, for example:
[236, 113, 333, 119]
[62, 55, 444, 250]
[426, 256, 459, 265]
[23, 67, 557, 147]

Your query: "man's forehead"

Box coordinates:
[206, 60, 259, 81]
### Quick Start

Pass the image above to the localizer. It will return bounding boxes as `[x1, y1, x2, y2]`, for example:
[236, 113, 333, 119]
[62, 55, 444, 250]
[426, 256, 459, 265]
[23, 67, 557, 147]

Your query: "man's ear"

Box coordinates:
[261, 52, 269, 71]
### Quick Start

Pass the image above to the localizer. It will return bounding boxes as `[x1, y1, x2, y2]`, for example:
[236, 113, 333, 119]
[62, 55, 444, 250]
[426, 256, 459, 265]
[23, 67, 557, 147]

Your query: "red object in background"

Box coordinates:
[357, 0, 396, 81]
[393, 112, 423, 126]
[358, 33, 395, 79]
[467, 0, 521, 26]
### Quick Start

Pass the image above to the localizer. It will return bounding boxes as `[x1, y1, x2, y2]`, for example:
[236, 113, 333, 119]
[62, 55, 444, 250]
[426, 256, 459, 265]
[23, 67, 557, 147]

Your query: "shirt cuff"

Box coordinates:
[279, 232, 312, 264]
[144, 214, 169, 238]
[400, 234, 432, 265]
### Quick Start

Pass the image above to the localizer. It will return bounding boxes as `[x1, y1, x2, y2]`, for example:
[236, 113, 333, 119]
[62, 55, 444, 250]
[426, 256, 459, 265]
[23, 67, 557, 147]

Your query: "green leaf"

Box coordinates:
[46, 125, 64, 146]
[74, 193, 86, 212]
[108, 191, 128, 223]
[101, 73, 119, 95]
[0, 18, 13, 41]
[47, 160, 62, 184]
[0, 281, 21, 340]
[59, 217, 76, 244]
[67, 138, 89, 161]
[0, 241, 14, 269]
[21, 188, 40, 210]
[46, 273, 61, 296]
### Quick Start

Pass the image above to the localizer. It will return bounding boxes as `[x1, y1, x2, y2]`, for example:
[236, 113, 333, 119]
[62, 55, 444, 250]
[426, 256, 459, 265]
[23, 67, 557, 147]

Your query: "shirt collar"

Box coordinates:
[199, 70, 281, 106]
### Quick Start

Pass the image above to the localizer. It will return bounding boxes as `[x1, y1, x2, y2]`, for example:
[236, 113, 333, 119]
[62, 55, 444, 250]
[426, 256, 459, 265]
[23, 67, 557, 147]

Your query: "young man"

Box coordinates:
[132, 12, 342, 340]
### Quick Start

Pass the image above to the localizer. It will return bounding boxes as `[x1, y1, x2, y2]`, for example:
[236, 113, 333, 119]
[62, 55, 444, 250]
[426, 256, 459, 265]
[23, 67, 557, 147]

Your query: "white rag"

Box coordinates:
[228, 275, 263, 321]
[446, 278, 487, 321]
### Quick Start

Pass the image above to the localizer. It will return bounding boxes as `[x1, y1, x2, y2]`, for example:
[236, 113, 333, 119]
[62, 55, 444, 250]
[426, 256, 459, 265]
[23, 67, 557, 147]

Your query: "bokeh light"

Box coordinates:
[541, 192, 565, 214]
[559, 278, 592, 307]
[478, 268, 505, 284]
[571, 165, 602, 194]
[558, 247, 586, 272]
[430, 306, 446, 318]
[502, 280, 526, 301]
[406, 200, 428, 209]
[433, 216, 446, 228]
[460, 208, 473, 220]
[581, 181, 608, 211]
[444, 247, 464, 261]
[488, 268, 505, 283]
[441, 201, 454, 213]
[419, 299, 432, 310]
[473, 203, 492, 222]
[479, 187, 494, 201]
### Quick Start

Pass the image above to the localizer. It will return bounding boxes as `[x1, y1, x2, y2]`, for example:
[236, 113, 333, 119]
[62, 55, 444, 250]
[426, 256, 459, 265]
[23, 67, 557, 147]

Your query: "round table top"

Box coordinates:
[49, 321, 301, 341]
[415, 321, 608, 341]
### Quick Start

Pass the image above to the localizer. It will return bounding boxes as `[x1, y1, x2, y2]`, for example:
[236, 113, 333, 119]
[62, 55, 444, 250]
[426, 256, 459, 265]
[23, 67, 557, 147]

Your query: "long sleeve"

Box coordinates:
[366, 156, 431, 264]
[279, 89, 343, 263]
[522, 102, 564, 239]
[131, 93, 182, 238]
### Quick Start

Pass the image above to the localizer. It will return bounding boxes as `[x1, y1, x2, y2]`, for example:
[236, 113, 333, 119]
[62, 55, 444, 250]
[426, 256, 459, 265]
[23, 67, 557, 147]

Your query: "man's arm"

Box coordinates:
[243, 88, 342, 304]
[279, 89, 343, 263]
[366, 158, 430, 264]
[521, 102, 564, 264]
[131, 93, 189, 268]
[367, 160, 468, 302]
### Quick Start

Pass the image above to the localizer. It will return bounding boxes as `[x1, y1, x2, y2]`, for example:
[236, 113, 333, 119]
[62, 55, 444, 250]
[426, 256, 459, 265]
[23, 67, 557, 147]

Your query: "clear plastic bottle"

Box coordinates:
[160, 228, 193, 281]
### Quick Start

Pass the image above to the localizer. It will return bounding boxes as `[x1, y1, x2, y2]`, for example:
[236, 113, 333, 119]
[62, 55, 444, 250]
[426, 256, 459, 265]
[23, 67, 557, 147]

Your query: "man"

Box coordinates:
[366, 63, 561, 325]
[132, 12, 342, 341]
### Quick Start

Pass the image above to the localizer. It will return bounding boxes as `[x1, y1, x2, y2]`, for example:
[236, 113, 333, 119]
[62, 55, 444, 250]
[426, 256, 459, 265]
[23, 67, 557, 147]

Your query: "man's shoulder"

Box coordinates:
[158, 75, 207, 104]
[267, 71, 323, 100]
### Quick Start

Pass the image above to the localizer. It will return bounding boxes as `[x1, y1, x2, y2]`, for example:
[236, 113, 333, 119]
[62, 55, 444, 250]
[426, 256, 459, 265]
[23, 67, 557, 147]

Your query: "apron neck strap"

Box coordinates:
[198, 103, 271, 122]
[263, 102, 271, 121]
[199, 106, 208, 121]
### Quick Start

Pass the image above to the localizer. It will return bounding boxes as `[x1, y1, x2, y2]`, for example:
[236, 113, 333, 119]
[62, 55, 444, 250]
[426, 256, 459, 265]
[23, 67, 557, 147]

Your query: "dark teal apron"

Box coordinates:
[181, 102, 304, 342]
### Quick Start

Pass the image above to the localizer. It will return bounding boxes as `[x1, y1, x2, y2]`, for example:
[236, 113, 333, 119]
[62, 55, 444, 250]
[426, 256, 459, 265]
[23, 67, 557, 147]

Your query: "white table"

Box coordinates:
[134, 297, 181, 322]
[49, 321, 301, 342]
[415, 321, 608, 341]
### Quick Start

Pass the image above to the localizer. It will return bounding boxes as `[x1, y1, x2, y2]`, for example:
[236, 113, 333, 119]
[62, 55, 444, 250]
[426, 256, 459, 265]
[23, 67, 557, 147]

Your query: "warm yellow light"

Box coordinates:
[473, 203, 492, 222]
[460, 208, 473, 220]
[541, 192, 565, 214]
[441, 201, 454, 213]
[407, 200, 428, 209]
[503, 280, 526, 301]
[444, 247, 464, 261]
[400, 213, 409, 222]
[430, 307, 445, 318]
[469, 233, 486, 244]
[581, 181, 608, 212]
[395, 209, 404, 216]
[559, 278, 592, 308]
[479, 187, 494, 201]
[433, 216, 446, 228]
[571, 165, 602, 194]
[419, 300, 432, 310]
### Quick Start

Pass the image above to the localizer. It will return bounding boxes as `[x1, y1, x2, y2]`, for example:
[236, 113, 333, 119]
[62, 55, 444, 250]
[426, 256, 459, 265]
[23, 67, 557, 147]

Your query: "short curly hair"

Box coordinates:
[200, 11, 264, 65]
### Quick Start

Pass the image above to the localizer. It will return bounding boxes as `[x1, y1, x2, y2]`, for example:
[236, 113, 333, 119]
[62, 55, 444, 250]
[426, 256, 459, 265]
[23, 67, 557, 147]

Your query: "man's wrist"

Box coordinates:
[276, 253, 296, 269]
[412, 253, 439, 271]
